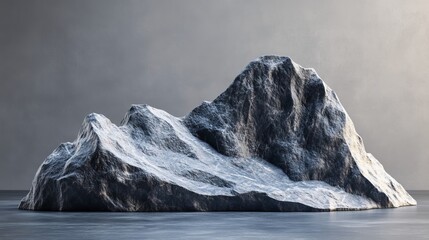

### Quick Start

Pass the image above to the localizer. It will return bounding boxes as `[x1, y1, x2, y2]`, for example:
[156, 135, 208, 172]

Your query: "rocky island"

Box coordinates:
[19, 56, 416, 211]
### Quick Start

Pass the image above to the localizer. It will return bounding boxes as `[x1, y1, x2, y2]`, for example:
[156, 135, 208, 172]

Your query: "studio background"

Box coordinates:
[1, 0, 428, 190]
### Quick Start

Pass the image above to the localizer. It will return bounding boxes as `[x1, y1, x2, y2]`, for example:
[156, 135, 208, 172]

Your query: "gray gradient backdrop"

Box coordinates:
[1, 0, 428, 190]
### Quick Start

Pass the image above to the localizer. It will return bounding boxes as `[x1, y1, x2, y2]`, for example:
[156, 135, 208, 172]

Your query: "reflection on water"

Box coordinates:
[0, 191, 428, 240]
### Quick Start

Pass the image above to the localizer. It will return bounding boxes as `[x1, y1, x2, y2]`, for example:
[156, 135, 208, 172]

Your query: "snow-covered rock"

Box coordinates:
[19, 56, 416, 211]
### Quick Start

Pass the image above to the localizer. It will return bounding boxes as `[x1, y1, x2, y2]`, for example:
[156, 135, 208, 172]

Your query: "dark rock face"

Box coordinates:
[19, 56, 416, 211]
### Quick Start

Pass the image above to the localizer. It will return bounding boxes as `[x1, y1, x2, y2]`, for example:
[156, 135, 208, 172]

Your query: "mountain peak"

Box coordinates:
[251, 55, 293, 68]
[214, 55, 326, 108]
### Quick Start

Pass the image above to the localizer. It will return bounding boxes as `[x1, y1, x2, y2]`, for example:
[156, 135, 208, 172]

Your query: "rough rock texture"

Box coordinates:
[19, 56, 416, 211]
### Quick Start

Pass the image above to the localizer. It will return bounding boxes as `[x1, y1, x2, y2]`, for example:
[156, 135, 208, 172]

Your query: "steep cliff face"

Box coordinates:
[19, 56, 416, 211]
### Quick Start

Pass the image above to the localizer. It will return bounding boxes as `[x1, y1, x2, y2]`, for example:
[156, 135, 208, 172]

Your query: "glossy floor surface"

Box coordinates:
[0, 191, 428, 239]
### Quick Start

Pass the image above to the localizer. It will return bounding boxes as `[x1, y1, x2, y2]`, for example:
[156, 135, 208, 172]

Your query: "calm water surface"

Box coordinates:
[0, 191, 428, 239]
